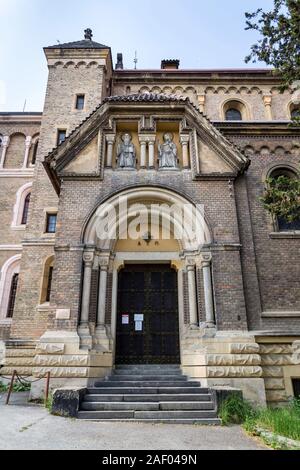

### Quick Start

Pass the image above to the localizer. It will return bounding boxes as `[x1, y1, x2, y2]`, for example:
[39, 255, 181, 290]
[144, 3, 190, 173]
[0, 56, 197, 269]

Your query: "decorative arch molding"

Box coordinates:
[82, 186, 213, 251]
[11, 182, 32, 229]
[0, 254, 21, 322]
[221, 98, 251, 120]
[262, 160, 299, 182]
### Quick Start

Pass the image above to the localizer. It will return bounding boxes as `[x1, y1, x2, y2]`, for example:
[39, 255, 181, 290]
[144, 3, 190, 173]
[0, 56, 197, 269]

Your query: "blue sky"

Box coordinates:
[0, 0, 274, 111]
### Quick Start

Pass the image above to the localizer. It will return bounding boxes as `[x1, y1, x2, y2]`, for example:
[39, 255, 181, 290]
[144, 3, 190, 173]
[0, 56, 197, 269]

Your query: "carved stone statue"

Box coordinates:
[158, 133, 178, 169]
[117, 133, 136, 169]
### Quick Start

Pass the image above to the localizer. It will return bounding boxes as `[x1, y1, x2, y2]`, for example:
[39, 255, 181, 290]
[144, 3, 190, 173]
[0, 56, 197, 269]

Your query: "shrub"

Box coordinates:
[219, 394, 256, 425]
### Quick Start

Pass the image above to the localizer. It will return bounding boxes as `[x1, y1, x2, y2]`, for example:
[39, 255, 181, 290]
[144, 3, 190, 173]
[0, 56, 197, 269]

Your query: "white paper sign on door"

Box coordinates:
[135, 321, 143, 331]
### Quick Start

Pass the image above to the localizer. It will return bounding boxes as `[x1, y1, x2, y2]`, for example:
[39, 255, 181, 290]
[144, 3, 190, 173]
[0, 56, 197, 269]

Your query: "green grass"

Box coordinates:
[254, 400, 300, 442]
[220, 394, 300, 445]
[0, 381, 31, 393]
[0, 382, 8, 393]
[219, 394, 256, 425]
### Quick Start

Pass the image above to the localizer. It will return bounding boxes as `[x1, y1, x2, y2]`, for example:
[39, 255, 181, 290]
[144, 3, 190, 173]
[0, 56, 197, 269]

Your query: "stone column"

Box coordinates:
[180, 135, 190, 168]
[139, 138, 147, 168]
[105, 134, 115, 168]
[0, 136, 10, 168]
[186, 260, 198, 326]
[201, 254, 215, 327]
[94, 255, 110, 350]
[148, 138, 156, 169]
[263, 94, 273, 120]
[78, 249, 95, 347]
[23, 136, 32, 169]
[97, 262, 108, 328]
[197, 94, 206, 114]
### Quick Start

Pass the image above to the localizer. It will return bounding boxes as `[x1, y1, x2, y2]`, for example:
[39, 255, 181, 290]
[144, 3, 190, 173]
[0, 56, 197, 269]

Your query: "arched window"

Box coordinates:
[269, 167, 300, 231]
[0, 255, 21, 322]
[225, 108, 242, 121]
[40, 256, 54, 304]
[21, 193, 31, 225]
[11, 182, 32, 229]
[6, 273, 19, 318]
[223, 100, 248, 121]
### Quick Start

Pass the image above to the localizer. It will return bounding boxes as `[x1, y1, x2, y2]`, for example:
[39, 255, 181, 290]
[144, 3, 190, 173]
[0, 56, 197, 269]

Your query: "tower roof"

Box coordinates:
[46, 28, 109, 50]
[46, 39, 110, 50]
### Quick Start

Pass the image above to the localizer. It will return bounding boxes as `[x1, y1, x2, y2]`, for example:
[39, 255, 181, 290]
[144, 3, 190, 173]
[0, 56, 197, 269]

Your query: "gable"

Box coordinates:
[64, 135, 98, 175]
[198, 138, 233, 174]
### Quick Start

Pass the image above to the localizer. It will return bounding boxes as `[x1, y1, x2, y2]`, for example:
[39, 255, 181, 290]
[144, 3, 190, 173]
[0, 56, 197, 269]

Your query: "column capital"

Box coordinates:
[83, 249, 95, 265]
[200, 253, 212, 267]
[185, 257, 196, 269]
[263, 93, 272, 105]
[25, 136, 32, 146]
[180, 134, 190, 145]
[98, 255, 110, 269]
[2, 135, 10, 146]
[105, 133, 116, 144]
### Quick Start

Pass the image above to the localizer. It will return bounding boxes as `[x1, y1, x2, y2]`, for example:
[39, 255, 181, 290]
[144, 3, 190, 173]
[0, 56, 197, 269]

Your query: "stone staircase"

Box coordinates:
[78, 364, 221, 424]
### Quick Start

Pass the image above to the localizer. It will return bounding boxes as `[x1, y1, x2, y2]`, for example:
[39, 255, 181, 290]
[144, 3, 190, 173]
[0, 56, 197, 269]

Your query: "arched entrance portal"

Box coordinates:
[116, 263, 180, 364]
[81, 186, 213, 361]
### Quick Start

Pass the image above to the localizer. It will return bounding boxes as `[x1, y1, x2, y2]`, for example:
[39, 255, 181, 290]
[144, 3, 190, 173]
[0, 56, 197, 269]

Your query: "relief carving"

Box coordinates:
[207, 354, 261, 366]
[259, 344, 293, 355]
[207, 366, 262, 378]
[230, 343, 260, 354]
[261, 366, 283, 378]
[36, 343, 65, 355]
[35, 367, 88, 378]
[35, 354, 88, 367]
[261, 354, 293, 366]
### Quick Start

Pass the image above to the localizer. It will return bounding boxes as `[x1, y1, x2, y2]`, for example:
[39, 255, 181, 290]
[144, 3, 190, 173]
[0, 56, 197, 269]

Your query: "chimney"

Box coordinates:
[161, 59, 180, 70]
[116, 53, 124, 70]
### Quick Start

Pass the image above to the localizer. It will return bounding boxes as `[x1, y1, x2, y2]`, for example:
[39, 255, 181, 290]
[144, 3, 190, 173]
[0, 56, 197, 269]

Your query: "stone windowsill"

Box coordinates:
[0, 318, 12, 326]
[11, 225, 26, 231]
[37, 303, 51, 312]
[269, 231, 300, 239]
[262, 311, 300, 318]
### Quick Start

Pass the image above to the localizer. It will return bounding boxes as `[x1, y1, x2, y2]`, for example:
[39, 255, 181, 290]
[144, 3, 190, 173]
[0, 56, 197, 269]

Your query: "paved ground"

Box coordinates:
[0, 392, 267, 450]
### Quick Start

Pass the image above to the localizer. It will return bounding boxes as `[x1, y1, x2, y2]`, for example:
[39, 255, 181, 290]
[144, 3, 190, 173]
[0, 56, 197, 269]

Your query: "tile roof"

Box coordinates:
[103, 92, 190, 104]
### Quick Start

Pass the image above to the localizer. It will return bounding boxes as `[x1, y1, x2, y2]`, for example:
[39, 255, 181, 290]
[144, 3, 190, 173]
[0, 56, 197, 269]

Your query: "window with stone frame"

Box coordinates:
[269, 168, 300, 232]
[223, 100, 247, 121]
[40, 256, 54, 304]
[21, 193, 31, 225]
[46, 213, 57, 233]
[57, 129, 66, 146]
[75, 94, 85, 110]
[6, 273, 19, 318]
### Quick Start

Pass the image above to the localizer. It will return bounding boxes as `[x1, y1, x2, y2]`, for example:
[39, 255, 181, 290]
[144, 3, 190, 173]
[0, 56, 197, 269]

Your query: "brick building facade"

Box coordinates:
[0, 31, 299, 406]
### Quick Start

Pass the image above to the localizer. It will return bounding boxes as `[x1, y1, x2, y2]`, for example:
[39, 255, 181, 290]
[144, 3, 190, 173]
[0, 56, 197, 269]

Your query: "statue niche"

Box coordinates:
[117, 133, 136, 169]
[158, 133, 178, 169]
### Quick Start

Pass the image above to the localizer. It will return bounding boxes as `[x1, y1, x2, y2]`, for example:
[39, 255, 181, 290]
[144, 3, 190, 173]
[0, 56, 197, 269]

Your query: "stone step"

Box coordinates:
[78, 417, 221, 425]
[113, 370, 184, 376]
[77, 410, 218, 420]
[84, 393, 212, 402]
[94, 380, 201, 388]
[81, 401, 215, 411]
[107, 375, 187, 381]
[87, 387, 209, 395]
[115, 364, 180, 369]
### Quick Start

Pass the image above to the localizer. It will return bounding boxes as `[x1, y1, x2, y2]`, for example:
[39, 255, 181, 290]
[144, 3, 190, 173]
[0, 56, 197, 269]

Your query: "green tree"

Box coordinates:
[245, 0, 300, 94]
[261, 172, 300, 224]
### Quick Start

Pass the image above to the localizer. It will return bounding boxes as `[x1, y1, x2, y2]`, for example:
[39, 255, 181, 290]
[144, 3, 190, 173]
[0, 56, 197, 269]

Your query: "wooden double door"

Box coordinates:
[115, 264, 180, 364]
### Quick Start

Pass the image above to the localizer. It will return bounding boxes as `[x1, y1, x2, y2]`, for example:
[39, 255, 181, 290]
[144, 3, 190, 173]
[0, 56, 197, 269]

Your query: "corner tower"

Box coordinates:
[9, 30, 113, 342]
